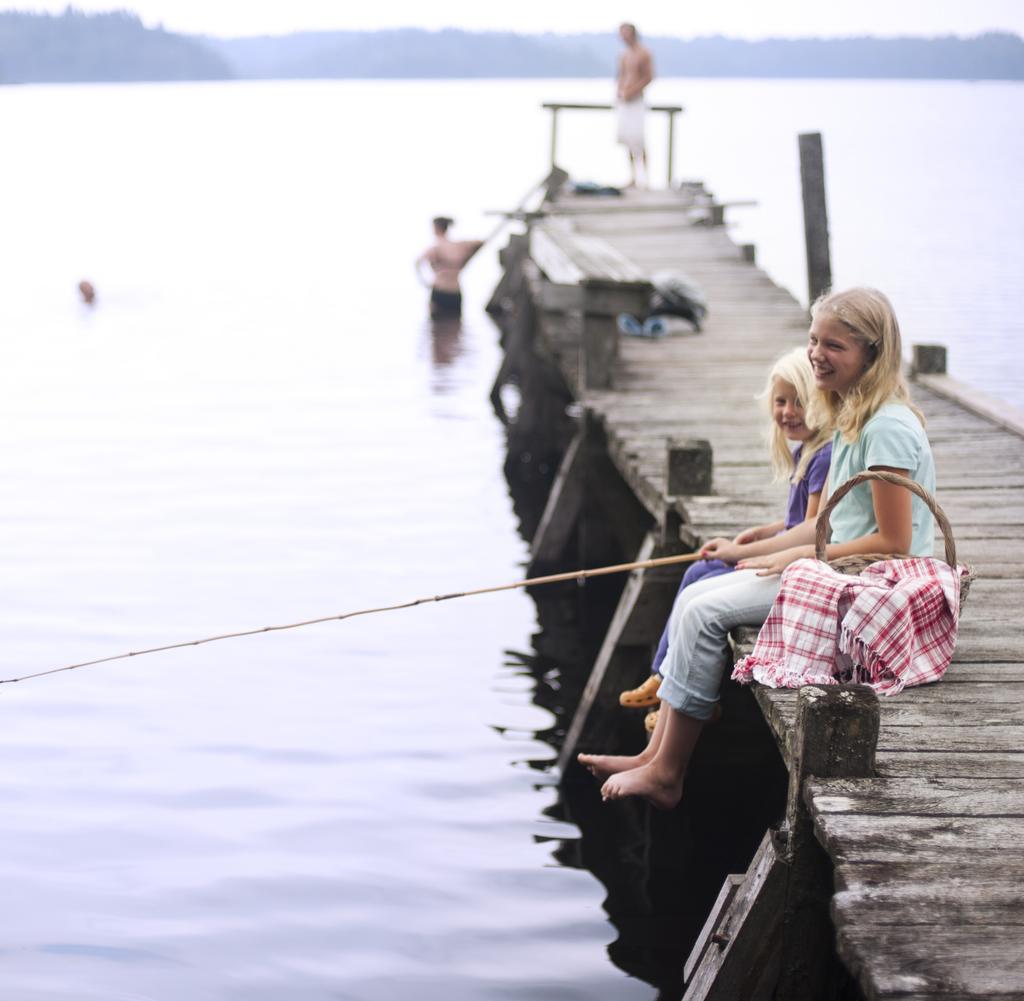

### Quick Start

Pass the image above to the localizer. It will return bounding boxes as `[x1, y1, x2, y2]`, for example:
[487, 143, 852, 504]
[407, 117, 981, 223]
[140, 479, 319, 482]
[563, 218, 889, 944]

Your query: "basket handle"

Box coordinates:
[814, 469, 957, 569]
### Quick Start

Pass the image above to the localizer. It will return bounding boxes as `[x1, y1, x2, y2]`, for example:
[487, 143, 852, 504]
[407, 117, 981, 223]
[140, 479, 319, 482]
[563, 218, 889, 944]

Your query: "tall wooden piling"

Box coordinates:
[799, 132, 832, 304]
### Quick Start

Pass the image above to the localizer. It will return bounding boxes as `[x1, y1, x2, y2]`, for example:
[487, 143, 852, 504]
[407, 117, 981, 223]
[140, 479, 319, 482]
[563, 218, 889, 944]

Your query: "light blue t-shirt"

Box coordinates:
[826, 403, 936, 557]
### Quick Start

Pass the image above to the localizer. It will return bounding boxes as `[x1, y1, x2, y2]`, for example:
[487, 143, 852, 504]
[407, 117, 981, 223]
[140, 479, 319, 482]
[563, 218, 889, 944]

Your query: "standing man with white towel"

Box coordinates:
[616, 22, 654, 189]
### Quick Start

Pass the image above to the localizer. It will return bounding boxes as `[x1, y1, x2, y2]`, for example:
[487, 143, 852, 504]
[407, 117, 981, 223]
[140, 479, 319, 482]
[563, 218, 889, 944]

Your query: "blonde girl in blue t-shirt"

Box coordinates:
[580, 287, 935, 809]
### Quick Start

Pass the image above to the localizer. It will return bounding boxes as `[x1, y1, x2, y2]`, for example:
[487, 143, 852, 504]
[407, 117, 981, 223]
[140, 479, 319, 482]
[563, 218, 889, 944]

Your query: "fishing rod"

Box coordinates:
[0, 550, 703, 686]
[466, 165, 569, 263]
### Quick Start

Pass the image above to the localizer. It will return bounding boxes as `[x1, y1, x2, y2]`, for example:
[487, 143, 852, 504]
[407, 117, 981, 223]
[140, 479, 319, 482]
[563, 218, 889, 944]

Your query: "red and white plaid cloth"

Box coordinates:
[732, 557, 964, 695]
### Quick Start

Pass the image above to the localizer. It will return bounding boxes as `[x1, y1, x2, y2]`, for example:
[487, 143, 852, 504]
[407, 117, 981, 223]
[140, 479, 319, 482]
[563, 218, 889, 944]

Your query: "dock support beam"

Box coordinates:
[529, 427, 587, 573]
[487, 232, 530, 317]
[682, 830, 788, 1001]
[529, 409, 653, 578]
[776, 685, 879, 1001]
[798, 132, 832, 306]
[580, 282, 650, 390]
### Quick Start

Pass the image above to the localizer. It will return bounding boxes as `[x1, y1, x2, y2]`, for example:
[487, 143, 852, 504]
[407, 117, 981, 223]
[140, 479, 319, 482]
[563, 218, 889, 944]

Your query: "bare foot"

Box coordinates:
[600, 763, 684, 810]
[577, 749, 653, 781]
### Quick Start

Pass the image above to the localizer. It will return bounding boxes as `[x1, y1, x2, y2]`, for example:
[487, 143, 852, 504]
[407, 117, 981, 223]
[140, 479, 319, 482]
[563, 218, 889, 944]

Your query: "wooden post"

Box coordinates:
[740, 243, 756, 264]
[542, 165, 569, 203]
[911, 342, 948, 375]
[549, 107, 560, 171]
[489, 234, 532, 316]
[798, 132, 832, 305]
[498, 232, 529, 271]
[581, 314, 619, 390]
[579, 282, 649, 391]
[709, 204, 726, 227]
[667, 439, 712, 495]
[775, 685, 879, 1001]
[661, 505, 685, 548]
[666, 109, 677, 188]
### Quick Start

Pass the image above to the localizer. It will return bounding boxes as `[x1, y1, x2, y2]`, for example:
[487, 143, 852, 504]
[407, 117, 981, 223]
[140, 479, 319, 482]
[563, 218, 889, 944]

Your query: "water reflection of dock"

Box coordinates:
[490, 178, 1024, 999]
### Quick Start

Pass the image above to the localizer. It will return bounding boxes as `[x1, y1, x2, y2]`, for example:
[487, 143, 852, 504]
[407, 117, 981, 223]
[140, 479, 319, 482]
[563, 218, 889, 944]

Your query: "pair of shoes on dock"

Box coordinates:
[617, 312, 668, 339]
[618, 313, 697, 338]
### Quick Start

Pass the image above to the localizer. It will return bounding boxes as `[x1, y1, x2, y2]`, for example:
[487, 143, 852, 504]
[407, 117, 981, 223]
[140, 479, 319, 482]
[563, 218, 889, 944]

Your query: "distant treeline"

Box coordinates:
[0, 9, 230, 82]
[3, 10, 1023, 84]
[212, 28, 1024, 81]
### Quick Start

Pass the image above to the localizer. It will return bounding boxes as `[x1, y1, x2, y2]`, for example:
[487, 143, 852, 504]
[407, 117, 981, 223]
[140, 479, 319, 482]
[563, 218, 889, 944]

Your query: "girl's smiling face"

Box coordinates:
[807, 315, 873, 396]
[771, 378, 811, 442]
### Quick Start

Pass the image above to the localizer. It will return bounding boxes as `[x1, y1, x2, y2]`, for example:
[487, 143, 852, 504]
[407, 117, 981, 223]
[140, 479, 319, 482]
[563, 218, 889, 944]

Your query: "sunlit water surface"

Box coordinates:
[0, 76, 1020, 1000]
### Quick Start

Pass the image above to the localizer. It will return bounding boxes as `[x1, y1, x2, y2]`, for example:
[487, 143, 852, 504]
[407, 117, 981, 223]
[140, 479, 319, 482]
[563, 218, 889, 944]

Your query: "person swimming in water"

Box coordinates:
[416, 217, 483, 319]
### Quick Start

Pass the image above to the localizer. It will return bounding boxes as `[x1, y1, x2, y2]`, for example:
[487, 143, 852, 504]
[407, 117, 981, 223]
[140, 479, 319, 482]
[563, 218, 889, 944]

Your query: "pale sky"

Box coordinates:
[11, 0, 1024, 38]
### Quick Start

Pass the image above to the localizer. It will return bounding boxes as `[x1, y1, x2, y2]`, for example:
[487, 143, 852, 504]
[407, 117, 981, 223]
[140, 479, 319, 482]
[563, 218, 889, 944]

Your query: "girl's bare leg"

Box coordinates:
[577, 701, 669, 780]
[600, 708, 704, 810]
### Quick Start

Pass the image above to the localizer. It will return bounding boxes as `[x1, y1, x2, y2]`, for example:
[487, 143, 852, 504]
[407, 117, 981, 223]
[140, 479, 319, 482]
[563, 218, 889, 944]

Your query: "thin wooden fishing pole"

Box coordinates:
[0, 551, 704, 686]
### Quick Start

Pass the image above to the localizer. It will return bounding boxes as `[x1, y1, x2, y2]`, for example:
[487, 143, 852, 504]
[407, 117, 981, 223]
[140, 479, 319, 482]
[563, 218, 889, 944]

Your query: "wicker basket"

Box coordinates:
[814, 469, 974, 611]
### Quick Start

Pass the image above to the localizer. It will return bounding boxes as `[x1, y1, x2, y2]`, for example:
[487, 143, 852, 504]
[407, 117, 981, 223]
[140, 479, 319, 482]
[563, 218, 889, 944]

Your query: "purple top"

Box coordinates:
[650, 440, 832, 678]
[784, 442, 832, 529]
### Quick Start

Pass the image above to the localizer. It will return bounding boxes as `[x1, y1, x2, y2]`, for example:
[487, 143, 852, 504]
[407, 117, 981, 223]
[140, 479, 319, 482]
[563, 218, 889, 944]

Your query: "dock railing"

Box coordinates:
[542, 101, 684, 188]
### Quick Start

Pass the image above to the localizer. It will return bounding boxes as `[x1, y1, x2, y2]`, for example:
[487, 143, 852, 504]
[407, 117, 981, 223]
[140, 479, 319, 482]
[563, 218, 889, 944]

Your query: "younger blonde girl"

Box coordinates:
[620, 347, 831, 709]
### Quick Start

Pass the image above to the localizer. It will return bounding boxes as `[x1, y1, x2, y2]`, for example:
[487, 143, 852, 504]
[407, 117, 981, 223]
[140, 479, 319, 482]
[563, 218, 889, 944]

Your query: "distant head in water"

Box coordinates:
[78, 280, 96, 306]
[432, 216, 454, 237]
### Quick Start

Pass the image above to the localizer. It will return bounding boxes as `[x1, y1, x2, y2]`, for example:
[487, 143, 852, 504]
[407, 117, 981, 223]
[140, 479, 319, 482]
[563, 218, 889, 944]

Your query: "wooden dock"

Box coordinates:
[489, 180, 1024, 1000]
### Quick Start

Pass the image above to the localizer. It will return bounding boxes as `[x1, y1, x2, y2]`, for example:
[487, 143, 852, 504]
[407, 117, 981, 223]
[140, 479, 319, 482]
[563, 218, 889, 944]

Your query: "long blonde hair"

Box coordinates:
[806, 287, 923, 441]
[760, 347, 832, 483]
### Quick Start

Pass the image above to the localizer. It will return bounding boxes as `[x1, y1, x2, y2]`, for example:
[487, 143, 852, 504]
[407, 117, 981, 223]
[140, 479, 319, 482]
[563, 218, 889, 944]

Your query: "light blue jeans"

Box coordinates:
[657, 569, 782, 720]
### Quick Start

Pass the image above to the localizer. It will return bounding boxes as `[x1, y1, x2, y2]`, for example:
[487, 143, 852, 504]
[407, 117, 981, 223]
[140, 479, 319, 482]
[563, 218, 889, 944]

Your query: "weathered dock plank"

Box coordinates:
[831, 860, 1024, 896]
[814, 814, 1024, 864]
[838, 900, 1024, 930]
[806, 777, 1024, 817]
[834, 926, 1024, 999]
[876, 750, 1024, 778]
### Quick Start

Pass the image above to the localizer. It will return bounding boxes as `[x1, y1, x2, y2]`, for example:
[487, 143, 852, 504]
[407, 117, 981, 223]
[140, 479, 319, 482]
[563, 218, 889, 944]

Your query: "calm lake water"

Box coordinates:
[0, 76, 1021, 1000]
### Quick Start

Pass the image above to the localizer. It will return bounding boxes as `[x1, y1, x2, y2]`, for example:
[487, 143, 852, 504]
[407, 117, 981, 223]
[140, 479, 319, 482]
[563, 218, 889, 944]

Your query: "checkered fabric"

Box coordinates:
[732, 557, 963, 695]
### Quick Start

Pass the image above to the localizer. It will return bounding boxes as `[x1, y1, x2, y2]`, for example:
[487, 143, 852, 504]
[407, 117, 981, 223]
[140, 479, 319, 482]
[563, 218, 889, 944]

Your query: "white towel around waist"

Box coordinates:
[615, 97, 646, 152]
